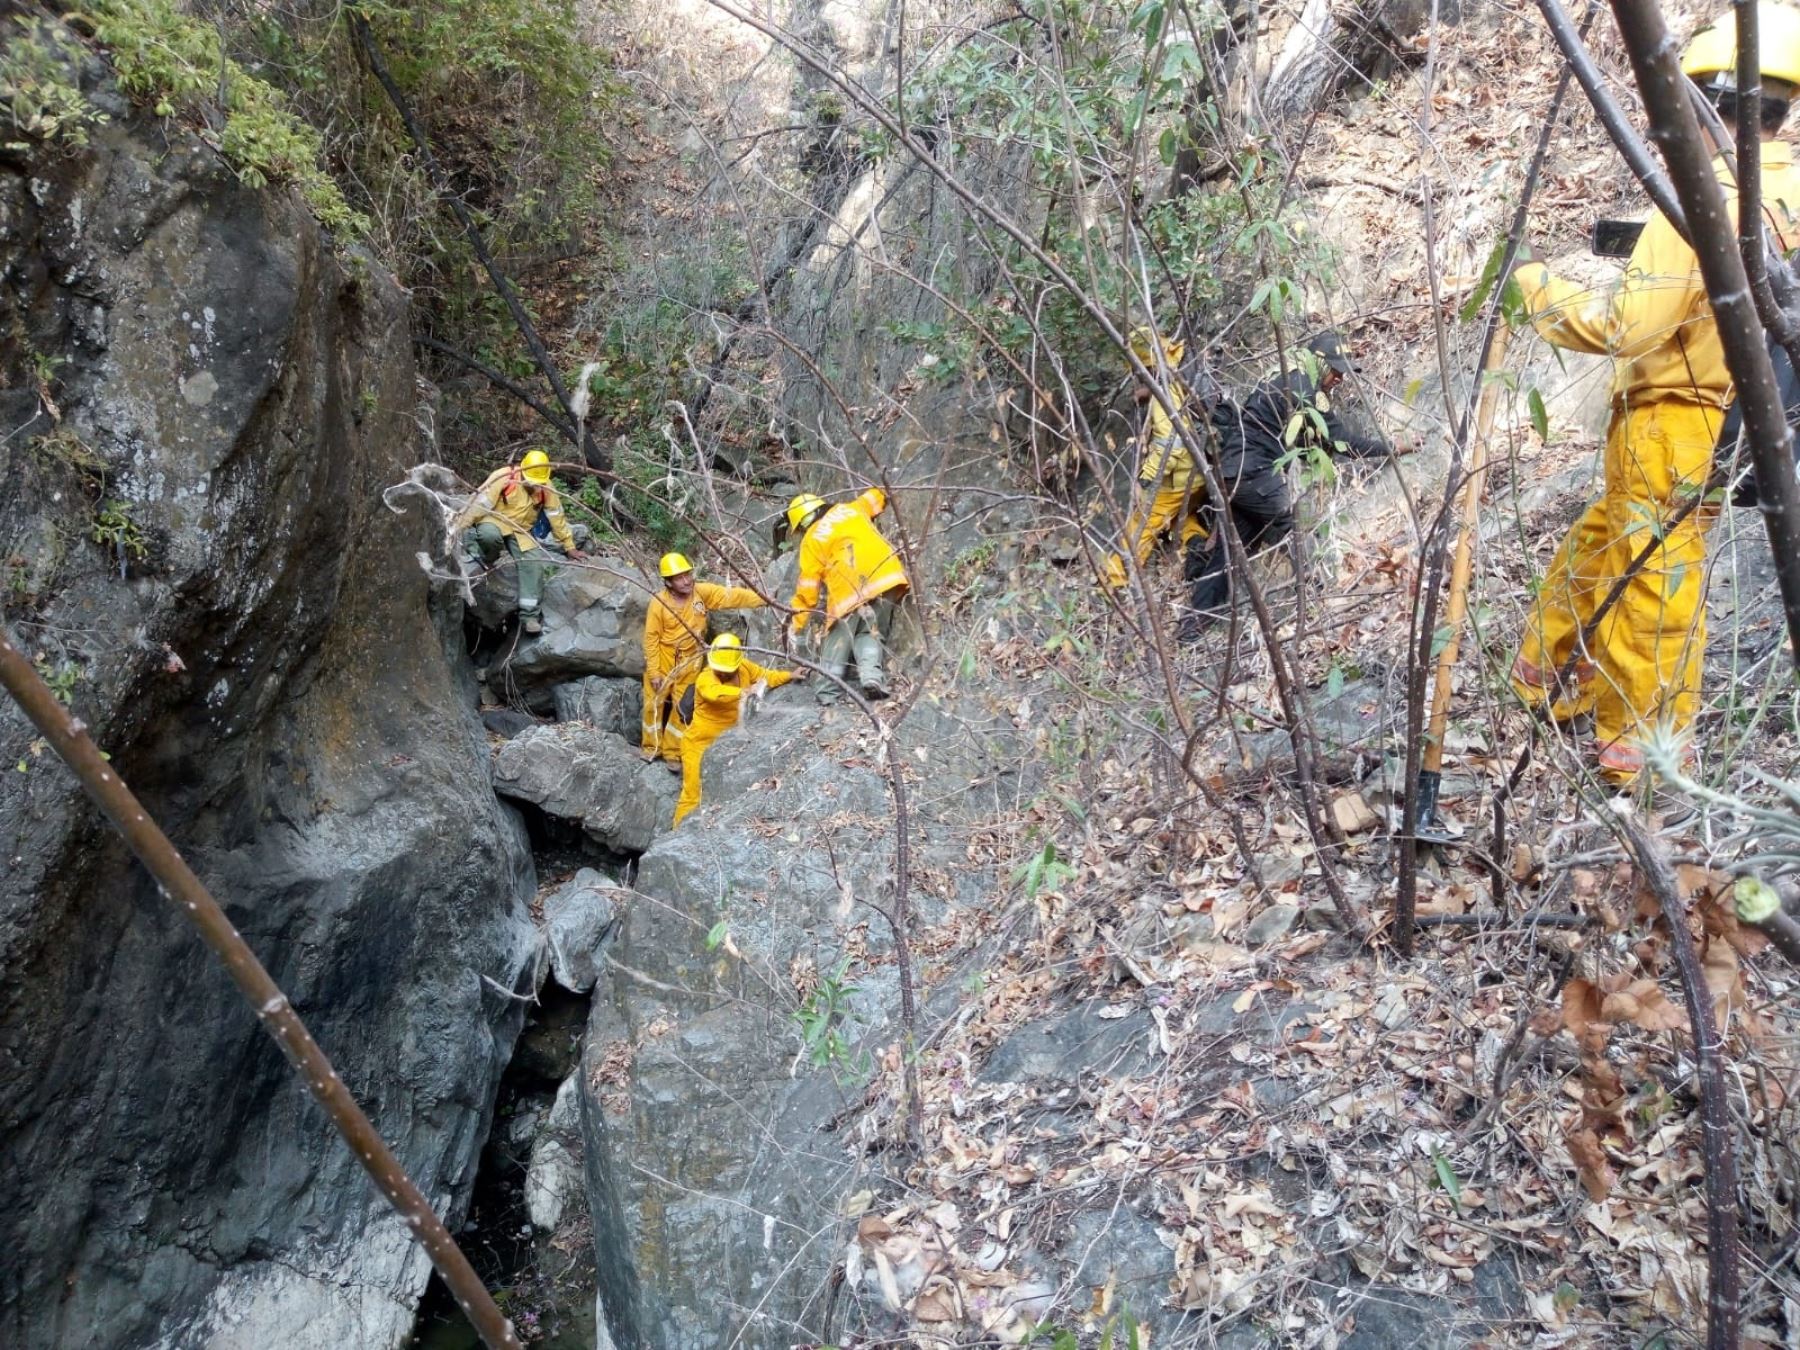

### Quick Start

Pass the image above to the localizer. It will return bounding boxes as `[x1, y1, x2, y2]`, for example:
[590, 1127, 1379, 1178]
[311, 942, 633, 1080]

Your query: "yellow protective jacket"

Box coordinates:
[789, 488, 909, 632]
[454, 466, 576, 552]
[1517, 140, 1800, 407]
[1140, 378, 1198, 492]
[674, 658, 794, 824]
[686, 659, 794, 750]
[643, 581, 765, 693]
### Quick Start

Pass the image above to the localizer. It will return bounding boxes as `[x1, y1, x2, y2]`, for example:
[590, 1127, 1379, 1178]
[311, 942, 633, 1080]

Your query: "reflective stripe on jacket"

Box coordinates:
[454, 466, 576, 552]
[789, 488, 908, 632]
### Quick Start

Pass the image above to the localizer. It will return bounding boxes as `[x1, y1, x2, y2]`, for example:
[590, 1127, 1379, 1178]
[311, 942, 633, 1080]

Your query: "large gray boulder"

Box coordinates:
[542, 867, 623, 993]
[578, 697, 1022, 1348]
[492, 724, 677, 853]
[478, 559, 654, 684]
[0, 60, 535, 1350]
[525, 1073, 587, 1232]
[552, 674, 644, 737]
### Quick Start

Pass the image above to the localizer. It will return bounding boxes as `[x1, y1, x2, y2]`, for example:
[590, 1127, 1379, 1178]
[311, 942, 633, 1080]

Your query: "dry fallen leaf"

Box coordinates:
[1599, 979, 1687, 1034]
[1561, 978, 1603, 1034]
[1566, 1126, 1617, 1201]
[1703, 939, 1743, 1028]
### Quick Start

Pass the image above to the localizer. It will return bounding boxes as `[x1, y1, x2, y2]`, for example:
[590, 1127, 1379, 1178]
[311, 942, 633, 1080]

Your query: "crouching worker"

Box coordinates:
[1180, 330, 1402, 639]
[787, 489, 909, 700]
[456, 449, 587, 634]
[642, 551, 765, 765]
[674, 635, 796, 825]
[1101, 326, 1206, 589]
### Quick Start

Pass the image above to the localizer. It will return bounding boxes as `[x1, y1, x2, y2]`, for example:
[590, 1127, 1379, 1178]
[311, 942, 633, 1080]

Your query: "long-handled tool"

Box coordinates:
[1415, 322, 1513, 844]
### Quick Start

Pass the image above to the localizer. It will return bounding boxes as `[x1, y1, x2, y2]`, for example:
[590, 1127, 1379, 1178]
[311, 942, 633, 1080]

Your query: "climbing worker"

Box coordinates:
[786, 488, 909, 700]
[1180, 330, 1402, 638]
[456, 449, 587, 635]
[1101, 325, 1207, 589]
[641, 551, 766, 765]
[1508, 2, 1800, 781]
[674, 634, 796, 825]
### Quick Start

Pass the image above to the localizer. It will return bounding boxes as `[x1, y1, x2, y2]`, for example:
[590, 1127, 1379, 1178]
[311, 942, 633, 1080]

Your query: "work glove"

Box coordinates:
[748, 679, 769, 699]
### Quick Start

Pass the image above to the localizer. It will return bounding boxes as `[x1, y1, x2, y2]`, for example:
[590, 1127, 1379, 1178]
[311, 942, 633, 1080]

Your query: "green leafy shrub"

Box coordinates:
[82, 0, 365, 232]
[891, 0, 1336, 394]
[1, 15, 105, 149]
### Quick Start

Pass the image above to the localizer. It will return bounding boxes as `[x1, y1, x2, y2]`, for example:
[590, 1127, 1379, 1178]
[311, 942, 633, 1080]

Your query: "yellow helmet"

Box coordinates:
[520, 449, 553, 486]
[1682, 4, 1800, 89]
[659, 551, 693, 579]
[786, 493, 826, 533]
[1127, 325, 1184, 367]
[707, 632, 743, 673]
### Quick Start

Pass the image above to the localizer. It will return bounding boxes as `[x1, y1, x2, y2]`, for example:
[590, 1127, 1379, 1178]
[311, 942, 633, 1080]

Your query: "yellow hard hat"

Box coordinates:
[1683, 4, 1800, 89]
[786, 493, 826, 533]
[520, 449, 553, 485]
[707, 632, 743, 673]
[1127, 325, 1184, 366]
[659, 551, 693, 579]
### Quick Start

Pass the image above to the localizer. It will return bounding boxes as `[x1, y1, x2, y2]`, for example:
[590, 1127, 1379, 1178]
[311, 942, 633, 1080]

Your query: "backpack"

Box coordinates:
[1713, 332, 1800, 508]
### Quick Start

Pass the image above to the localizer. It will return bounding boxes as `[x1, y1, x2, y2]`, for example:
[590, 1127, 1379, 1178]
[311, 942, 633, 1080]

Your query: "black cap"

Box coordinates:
[1307, 329, 1357, 375]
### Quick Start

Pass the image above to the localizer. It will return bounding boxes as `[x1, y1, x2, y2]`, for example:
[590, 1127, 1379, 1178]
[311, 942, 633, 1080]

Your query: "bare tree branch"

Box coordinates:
[1620, 816, 1740, 1350]
[416, 334, 579, 440]
[348, 8, 598, 468]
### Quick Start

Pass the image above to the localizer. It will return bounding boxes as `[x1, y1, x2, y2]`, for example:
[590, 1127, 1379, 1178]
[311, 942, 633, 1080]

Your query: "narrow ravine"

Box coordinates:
[411, 982, 600, 1349]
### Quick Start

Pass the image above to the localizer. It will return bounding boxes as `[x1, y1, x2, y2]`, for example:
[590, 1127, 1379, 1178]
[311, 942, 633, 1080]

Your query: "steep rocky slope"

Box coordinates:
[0, 62, 536, 1349]
[7, 1, 1799, 1347]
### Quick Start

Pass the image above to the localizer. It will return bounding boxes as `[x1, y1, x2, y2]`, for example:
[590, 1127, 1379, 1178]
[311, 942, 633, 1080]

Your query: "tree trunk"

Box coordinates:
[1260, 0, 1429, 125]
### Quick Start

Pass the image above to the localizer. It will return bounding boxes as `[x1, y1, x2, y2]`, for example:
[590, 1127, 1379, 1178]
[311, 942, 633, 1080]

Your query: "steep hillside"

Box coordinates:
[6, 1, 1800, 1348]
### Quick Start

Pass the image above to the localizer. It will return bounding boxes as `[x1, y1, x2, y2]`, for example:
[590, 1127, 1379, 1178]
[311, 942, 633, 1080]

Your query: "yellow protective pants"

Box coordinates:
[674, 722, 729, 825]
[640, 665, 698, 762]
[1102, 484, 1206, 588]
[1512, 400, 1719, 776]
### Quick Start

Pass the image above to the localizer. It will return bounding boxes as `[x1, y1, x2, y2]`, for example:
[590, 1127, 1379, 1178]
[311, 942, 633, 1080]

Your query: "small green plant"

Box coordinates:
[35, 658, 80, 706]
[28, 347, 66, 387]
[30, 428, 107, 481]
[885, 318, 974, 382]
[1012, 841, 1076, 899]
[91, 500, 147, 562]
[942, 540, 998, 599]
[792, 958, 868, 1076]
[1025, 1309, 1143, 1349]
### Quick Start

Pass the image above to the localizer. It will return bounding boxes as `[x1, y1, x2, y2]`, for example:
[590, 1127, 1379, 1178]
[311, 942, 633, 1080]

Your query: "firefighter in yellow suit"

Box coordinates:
[674, 635, 795, 825]
[786, 488, 910, 699]
[455, 449, 587, 634]
[640, 553, 765, 764]
[1511, 3, 1800, 780]
[1102, 326, 1207, 589]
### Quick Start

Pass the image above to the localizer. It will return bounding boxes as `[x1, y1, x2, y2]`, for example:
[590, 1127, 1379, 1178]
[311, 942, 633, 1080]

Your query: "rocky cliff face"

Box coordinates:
[0, 67, 537, 1349]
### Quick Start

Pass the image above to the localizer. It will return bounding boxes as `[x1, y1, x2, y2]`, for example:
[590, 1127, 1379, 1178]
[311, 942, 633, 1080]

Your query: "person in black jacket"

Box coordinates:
[1179, 331, 1406, 640]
